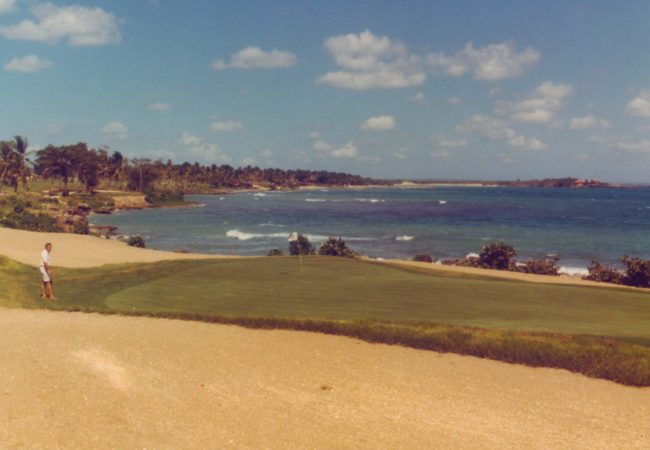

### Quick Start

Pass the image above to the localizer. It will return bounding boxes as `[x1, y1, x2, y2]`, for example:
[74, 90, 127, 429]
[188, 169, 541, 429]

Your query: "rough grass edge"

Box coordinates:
[34, 306, 650, 387]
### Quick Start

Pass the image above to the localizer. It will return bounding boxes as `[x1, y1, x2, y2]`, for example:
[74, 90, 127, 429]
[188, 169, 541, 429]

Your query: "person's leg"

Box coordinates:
[40, 281, 46, 298]
[47, 281, 57, 300]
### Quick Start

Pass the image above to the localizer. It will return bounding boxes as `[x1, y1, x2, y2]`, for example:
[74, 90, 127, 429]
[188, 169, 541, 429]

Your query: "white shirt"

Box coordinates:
[40, 249, 50, 268]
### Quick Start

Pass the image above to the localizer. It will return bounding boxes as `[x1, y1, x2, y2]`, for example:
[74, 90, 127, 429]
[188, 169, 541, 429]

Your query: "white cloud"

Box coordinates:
[178, 132, 230, 163]
[101, 121, 128, 140]
[308, 131, 321, 140]
[179, 132, 203, 146]
[317, 30, 425, 90]
[147, 102, 172, 112]
[590, 135, 650, 152]
[212, 46, 296, 71]
[329, 142, 358, 159]
[446, 96, 462, 106]
[359, 115, 396, 131]
[569, 115, 609, 130]
[0, 3, 121, 46]
[456, 114, 545, 150]
[259, 149, 272, 158]
[4, 54, 52, 73]
[408, 92, 427, 104]
[431, 134, 468, 148]
[0, 0, 16, 14]
[241, 157, 256, 166]
[393, 148, 409, 159]
[210, 120, 243, 132]
[313, 140, 331, 152]
[427, 41, 540, 81]
[626, 90, 650, 118]
[496, 81, 574, 124]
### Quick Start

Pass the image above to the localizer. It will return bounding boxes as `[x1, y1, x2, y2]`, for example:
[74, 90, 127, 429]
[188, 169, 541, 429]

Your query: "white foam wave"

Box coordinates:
[355, 198, 385, 203]
[258, 223, 286, 228]
[438, 200, 448, 205]
[226, 230, 288, 241]
[253, 192, 267, 197]
[395, 235, 414, 241]
[559, 266, 589, 277]
[305, 198, 326, 202]
[466, 252, 480, 259]
[226, 229, 374, 243]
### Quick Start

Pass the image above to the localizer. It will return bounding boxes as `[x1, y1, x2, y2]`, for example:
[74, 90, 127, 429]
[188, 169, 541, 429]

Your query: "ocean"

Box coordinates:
[91, 186, 650, 273]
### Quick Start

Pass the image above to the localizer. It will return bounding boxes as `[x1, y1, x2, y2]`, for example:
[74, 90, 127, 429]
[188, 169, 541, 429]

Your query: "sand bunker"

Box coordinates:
[0, 227, 226, 268]
[1, 308, 648, 448]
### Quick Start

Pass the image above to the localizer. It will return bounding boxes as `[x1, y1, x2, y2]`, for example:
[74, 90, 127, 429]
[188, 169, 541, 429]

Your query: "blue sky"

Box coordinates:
[1, 0, 649, 181]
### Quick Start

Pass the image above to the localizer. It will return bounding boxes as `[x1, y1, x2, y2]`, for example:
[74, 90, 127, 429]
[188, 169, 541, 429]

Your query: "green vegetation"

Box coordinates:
[289, 233, 315, 256]
[585, 256, 650, 288]
[127, 236, 146, 248]
[318, 237, 357, 258]
[1, 255, 649, 386]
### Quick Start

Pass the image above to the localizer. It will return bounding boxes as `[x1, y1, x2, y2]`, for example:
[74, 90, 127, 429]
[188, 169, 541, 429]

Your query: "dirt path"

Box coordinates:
[1, 308, 648, 449]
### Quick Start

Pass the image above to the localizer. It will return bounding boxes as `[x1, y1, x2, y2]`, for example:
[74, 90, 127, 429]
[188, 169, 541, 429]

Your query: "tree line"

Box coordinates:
[0, 137, 378, 194]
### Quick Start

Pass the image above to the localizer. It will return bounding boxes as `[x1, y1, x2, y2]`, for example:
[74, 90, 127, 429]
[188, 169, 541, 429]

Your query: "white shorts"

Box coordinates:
[40, 267, 51, 283]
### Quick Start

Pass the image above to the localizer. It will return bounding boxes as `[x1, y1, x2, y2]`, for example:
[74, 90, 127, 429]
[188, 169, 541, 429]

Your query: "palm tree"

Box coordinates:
[35, 145, 75, 195]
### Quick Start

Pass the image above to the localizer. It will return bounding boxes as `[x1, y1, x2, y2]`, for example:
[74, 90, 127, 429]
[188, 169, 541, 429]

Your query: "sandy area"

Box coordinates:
[0, 227, 231, 268]
[1, 308, 648, 449]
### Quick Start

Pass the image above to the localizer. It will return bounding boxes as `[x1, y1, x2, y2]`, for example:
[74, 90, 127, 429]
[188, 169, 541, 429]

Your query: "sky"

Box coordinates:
[1, 0, 649, 182]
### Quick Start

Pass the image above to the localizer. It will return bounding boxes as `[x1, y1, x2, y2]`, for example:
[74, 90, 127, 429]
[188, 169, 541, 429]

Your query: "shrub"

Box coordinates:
[318, 238, 357, 258]
[518, 256, 560, 276]
[479, 242, 517, 270]
[0, 209, 61, 232]
[267, 248, 284, 256]
[127, 235, 146, 248]
[289, 234, 315, 256]
[583, 261, 624, 284]
[145, 189, 184, 206]
[72, 219, 89, 235]
[413, 254, 433, 263]
[621, 256, 650, 288]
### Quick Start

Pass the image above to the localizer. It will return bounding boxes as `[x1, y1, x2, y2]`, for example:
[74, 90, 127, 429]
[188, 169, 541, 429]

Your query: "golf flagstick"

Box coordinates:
[288, 231, 304, 276]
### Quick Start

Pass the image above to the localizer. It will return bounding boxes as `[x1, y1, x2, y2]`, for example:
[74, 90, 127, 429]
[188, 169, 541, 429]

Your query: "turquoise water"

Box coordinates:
[91, 187, 650, 271]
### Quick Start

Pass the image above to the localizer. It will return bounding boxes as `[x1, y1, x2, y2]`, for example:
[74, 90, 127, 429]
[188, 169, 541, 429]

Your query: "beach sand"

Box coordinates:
[1, 308, 648, 449]
[0, 227, 228, 268]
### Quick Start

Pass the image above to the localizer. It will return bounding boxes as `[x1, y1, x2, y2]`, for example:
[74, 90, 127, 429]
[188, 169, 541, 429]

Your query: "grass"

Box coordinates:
[1, 255, 650, 386]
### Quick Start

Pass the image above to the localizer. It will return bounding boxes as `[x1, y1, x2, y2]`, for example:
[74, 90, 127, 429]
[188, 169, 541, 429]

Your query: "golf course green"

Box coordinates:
[2, 255, 649, 385]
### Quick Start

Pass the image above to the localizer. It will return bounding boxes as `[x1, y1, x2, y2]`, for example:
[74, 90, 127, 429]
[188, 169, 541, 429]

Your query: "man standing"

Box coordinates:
[39, 243, 57, 300]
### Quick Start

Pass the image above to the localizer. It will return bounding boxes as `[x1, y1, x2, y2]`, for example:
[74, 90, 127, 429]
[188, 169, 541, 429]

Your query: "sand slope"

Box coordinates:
[0, 227, 226, 268]
[1, 308, 648, 449]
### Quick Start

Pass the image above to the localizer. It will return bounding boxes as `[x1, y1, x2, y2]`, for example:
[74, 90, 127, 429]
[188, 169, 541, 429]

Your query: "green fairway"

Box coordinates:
[3, 255, 650, 345]
[3, 254, 650, 385]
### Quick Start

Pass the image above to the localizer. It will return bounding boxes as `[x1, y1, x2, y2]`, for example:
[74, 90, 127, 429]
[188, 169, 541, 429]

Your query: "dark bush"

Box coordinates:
[621, 256, 650, 288]
[145, 189, 184, 206]
[72, 218, 89, 235]
[479, 242, 517, 270]
[267, 248, 284, 256]
[289, 234, 315, 256]
[518, 256, 560, 276]
[413, 254, 433, 263]
[0, 209, 61, 232]
[127, 235, 146, 248]
[583, 261, 624, 284]
[318, 238, 357, 258]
